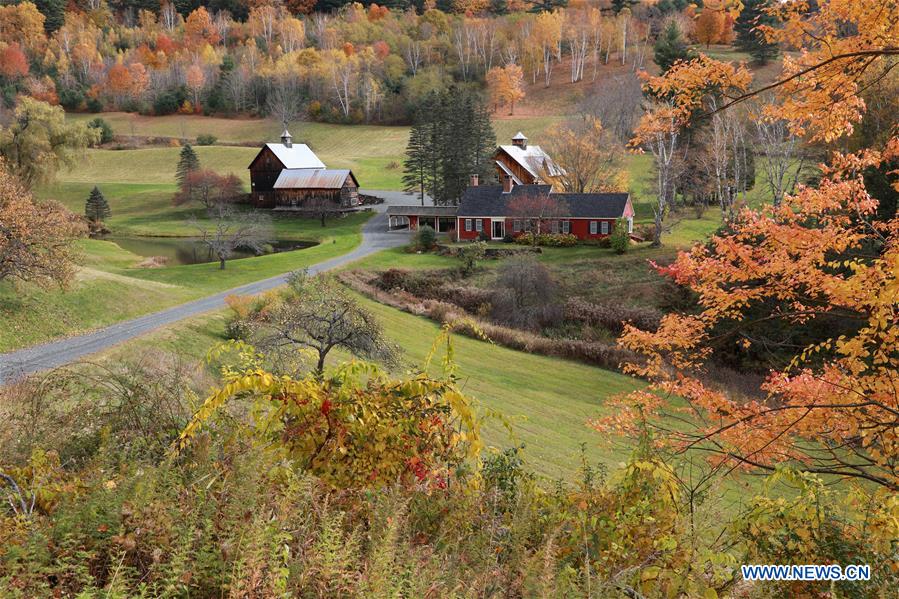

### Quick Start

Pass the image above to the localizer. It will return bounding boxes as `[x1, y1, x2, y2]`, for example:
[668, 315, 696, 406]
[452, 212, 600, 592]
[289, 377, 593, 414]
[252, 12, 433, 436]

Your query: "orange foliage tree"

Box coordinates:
[601, 1, 899, 491]
[486, 63, 524, 115]
[694, 9, 724, 48]
[0, 43, 29, 79]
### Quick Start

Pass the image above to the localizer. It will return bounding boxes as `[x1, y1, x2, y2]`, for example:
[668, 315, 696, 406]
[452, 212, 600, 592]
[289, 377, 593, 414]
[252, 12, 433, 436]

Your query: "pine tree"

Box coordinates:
[85, 186, 111, 223]
[528, 0, 566, 13]
[611, 0, 636, 14]
[175, 144, 200, 190]
[653, 20, 695, 73]
[491, 0, 509, 15]
[402, 121, 429, 206]
[734, 0, 779, 64]
[34, 0, 65, 33]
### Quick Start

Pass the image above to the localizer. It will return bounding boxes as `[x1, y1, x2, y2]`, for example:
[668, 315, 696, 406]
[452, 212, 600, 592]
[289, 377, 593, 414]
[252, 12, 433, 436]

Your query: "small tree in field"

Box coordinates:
[84, 186, 111, 224]
[175, 169, 243, 211]
[245, 272, 399, 376]
[610, 219, 629, 254]
[175, 144, 200, 193]
[457, 240, 486, 275]
[415, 224, 436, 250]
[190, 205, 271, 270]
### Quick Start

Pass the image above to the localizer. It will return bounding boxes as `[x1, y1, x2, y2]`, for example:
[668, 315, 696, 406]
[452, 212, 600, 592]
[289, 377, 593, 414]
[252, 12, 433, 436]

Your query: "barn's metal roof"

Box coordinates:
[497, 144, 563, 179]
[264, 143, 326, 170]
[273, 169, 355, 189]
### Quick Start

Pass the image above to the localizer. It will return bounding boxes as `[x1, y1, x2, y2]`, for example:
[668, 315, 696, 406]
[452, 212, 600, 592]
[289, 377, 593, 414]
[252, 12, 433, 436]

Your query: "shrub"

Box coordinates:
[457, 240, 486, 275]
[491, 255, 562, 330]
[415, 224, 436, 250]
[478, 229, 490, 242]
[58, 87, 85, 110]
[537, 233, 577, 247]
[86, 97, 103, 113]
[87, 117, 113, 145]
[196, 133, 217, 146]
[610, 219, 630, 254]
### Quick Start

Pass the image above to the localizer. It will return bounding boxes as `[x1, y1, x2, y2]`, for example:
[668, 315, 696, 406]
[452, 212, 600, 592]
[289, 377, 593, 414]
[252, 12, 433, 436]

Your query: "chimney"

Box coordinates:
[469, 173, 479, 187]
[280, 128, 292, 148]
[502, 174, 514, 193]
[511, 131, 528, 150]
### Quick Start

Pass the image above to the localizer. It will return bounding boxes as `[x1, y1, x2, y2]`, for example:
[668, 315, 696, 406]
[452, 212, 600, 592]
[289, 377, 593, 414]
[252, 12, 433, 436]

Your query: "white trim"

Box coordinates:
[464, 218, 472, 232]
[600, 221, 610, 235]
[589, 220, 598, 234]
[491, 219, 505, 240]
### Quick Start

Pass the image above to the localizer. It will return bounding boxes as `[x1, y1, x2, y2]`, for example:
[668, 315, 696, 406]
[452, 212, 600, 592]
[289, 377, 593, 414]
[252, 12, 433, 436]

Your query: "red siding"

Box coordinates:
[456, 217, 490, 240]
[456, 217, 621, 241]
[409, 215, 418, 230]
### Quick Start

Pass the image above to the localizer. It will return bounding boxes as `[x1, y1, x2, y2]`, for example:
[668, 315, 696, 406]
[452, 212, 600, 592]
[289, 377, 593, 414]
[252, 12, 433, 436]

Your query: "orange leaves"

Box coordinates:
[608, 139, 899, 489]
[486, 63, 525, 115]
[642, 54, 752, 113]
[0, 43, 29, 79]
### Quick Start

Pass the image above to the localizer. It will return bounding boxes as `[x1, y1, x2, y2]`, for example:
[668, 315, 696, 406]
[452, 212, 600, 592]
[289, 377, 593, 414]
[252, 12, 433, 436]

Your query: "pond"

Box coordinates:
[107, 236, 316, 266]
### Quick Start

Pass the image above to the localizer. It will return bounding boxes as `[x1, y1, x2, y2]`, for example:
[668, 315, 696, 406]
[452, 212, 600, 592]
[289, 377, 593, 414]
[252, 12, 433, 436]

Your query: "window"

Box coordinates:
[551, 220, 559, 234]
[513, 219, 522, 233]
[465, 218, 472, 232]
[475, 219, 483, 232]
[590, 221, 598, 234]
[600, 221, 610, 235]
[561, 220, 570, 234]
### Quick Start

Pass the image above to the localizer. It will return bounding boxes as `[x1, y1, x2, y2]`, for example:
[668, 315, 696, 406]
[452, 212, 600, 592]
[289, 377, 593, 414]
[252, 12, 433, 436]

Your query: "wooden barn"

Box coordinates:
[494, 132, 563, 187]
[248, 130, 361, 213]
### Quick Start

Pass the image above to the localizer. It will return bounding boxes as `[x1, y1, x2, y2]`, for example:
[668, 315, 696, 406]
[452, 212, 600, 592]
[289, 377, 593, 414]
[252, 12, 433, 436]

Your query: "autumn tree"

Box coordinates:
[694, 8, 724, 48]
[242, 271, 399, 376]
[0, 43, 29, 79]
[190, 205, 272, 270]
[175, 169, 243, 211]
[602, 0, 899, 492]
[544, 116, 626, 193]
[0, 97, 98, 188]
[486, 63, 524, 115]
[0, 160, 85, 288]
[507, 191, 569, 242]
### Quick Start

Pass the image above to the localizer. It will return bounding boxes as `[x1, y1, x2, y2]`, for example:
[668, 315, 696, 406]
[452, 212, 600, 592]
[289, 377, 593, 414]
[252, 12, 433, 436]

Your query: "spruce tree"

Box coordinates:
[611, 0, 636, 13]
[654, 20, 695, 73]
[528, 0, 566, 13]
[175, 144, 200, 189]
[402, 120, 429, 205]
[734, 0, 779, 64]
[85, 186, 111, 223]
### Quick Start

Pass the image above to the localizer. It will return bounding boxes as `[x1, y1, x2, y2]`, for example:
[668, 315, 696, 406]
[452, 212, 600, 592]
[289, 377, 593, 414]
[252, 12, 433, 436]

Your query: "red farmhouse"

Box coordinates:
[455, 182, 634, 242]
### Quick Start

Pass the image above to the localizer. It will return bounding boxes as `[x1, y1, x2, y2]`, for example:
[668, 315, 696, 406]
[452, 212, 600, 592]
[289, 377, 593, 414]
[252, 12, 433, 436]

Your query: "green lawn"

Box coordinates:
[92, 287, 643, 480]
[0, 212, 372, 352]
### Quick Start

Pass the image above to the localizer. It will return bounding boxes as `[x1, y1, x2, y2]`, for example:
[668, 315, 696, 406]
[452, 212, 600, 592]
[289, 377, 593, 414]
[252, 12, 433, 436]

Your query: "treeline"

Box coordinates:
[0, 0, 707, 125]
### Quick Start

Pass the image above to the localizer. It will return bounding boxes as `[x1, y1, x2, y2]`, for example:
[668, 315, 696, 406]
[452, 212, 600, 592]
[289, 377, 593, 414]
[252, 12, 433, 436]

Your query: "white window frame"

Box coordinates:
[491, 219, 505, 239]
[590, 220, 598, 235]
[550, 220, 559, 234]
[475, 219, 483, 232]
[561, 220, 570, 234]
[513, 219, 522, 233]
[465, 218, 472, 232]
[600, 221, 610, 235]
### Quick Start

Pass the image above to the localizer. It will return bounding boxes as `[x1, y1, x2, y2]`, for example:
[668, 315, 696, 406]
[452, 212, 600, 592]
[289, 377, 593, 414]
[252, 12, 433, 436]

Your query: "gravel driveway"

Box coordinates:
[0, 201, 413, 383]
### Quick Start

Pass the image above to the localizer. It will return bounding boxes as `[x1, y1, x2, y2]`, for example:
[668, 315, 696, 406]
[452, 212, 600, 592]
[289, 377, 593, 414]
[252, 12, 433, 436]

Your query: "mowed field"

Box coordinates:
[66, 113, 565, 190]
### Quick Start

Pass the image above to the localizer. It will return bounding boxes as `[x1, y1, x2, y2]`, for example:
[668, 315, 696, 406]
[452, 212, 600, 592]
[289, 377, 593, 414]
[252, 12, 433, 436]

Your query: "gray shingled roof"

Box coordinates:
[386, 205, 458, 217]
[458, 185, 630, 218]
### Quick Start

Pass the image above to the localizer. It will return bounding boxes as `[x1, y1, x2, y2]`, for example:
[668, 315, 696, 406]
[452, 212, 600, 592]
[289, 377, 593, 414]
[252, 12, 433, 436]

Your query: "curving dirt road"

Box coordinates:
[0, 199, 414, 384]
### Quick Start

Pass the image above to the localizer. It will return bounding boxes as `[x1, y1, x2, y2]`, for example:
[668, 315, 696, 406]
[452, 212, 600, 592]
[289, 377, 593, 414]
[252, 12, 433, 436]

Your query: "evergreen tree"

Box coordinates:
[611, 0, 637, 13]
[734, 0, 779, 64]
[528, 0, 566, 13]
[491, 0, 509, 16]
[401, 88, 496, 207]
[653, 20, 695, 73]
[402, 117, 430, 205]
[175, 144, 200, 189]
[33, 0, 65, 33]
[85, 186, 111, 223]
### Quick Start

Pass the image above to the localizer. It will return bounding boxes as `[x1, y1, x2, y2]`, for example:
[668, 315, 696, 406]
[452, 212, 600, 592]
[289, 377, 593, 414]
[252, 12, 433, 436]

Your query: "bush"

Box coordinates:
[196, 133, 217, 146]
[86, 97, 103, 113]
[610, 219, 630, 254]
[477, 229, 491, 242]
[491, 255, 562, 330]
[87, 117, 114, 145]
[153, 88, 186, 115]
[513, 232, 577, 247]
[457, 240, 486, 275]
[58, 87, 85, 110]
[415, 224, 437, 250]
